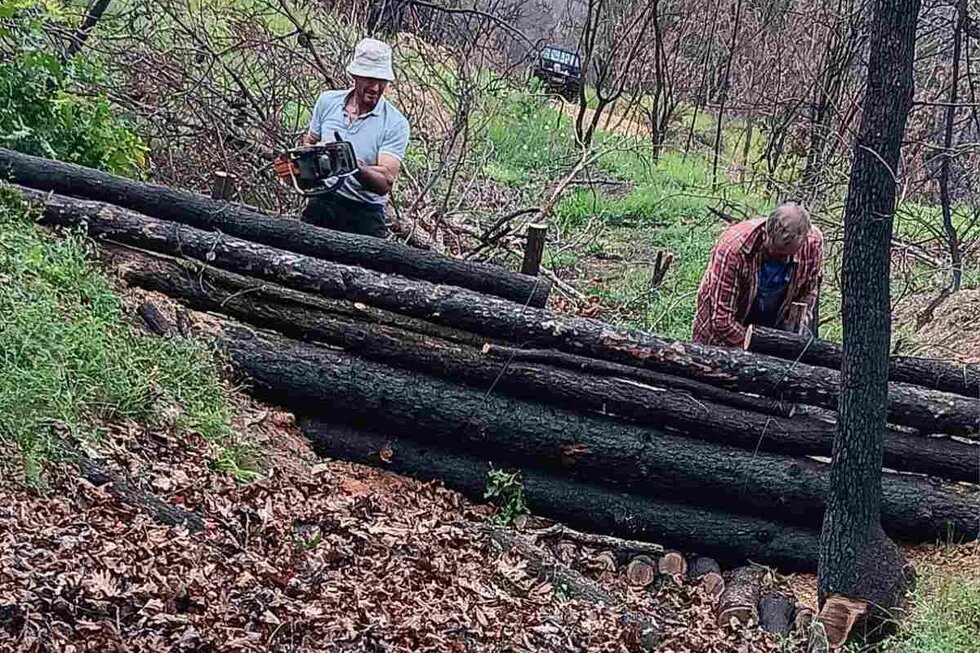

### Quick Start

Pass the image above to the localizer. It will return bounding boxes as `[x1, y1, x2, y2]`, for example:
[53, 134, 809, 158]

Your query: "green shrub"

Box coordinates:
[0, 2, 146, 175]
[0, 188, 232, 485]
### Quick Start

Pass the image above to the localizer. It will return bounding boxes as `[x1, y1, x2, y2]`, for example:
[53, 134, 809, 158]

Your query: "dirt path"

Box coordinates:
[553, 100, 650, 139]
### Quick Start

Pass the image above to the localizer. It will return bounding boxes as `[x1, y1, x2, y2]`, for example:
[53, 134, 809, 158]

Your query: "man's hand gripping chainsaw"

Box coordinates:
[274, 132, 358, 196]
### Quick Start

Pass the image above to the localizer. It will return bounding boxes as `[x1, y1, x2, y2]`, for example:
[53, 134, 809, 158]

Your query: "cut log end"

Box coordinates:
[592, 550, 618, 572]
[817, 595, 870, 649]
[625, 555, 658, 587]
[702, 571, 725, 599]
[718, 605, 758, 628]
[717, 566, 764, 628]
[657, 550, 688, 577]
[759, 590, 796, 635]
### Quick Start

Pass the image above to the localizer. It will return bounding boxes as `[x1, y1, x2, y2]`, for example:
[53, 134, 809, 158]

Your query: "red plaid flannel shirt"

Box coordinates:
[692, 218, 824, 348]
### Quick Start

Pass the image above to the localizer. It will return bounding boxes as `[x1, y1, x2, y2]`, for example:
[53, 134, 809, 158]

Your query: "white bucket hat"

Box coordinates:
[347, 38, 395, 81]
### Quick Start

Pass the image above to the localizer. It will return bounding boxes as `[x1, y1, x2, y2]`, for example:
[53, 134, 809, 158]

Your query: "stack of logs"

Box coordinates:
[6, 147, 980, 579]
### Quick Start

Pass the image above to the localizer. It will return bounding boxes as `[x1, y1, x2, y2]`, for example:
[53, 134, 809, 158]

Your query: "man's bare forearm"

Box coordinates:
[356, 164, 394, 195]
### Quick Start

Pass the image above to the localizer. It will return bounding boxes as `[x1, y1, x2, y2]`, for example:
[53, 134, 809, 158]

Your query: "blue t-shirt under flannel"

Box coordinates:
[308, 89, 410, 205]
[745, 261, 793, 327]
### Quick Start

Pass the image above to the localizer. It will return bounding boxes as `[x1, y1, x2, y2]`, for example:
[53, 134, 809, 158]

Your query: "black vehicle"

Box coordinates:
[532, 45, 582, 101]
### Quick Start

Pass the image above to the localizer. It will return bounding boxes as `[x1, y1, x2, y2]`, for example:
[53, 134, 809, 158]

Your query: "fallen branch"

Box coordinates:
[530, 523, 664, 559]
[73, 452, 204, 533]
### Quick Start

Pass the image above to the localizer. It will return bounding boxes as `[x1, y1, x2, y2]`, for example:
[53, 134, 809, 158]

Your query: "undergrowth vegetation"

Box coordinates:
[0, 187, 236, 485]
[882, 562, 980, 653]
[0, 3, 146, 176]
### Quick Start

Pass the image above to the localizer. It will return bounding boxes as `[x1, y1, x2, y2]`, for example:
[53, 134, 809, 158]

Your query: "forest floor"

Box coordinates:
[0, 294, 795, 653]
[2, 279, 978, 653]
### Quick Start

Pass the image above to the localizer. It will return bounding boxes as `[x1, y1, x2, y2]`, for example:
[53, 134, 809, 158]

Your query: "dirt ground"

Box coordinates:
[894, 288, 980, 365]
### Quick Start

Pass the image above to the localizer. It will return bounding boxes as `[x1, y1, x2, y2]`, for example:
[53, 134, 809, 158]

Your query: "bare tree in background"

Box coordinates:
[797, 0, 868, 208]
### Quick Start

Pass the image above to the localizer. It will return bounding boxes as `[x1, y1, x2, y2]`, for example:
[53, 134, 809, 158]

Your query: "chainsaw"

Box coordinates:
[275, 133, 358, 196]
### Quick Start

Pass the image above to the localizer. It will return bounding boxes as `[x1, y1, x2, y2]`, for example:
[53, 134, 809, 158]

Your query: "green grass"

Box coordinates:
[882, 566, 980, 653]
[0, 187, 241, 485]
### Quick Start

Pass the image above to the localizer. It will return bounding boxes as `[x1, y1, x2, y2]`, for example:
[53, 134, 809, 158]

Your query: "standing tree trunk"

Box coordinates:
[918, 0, 966, 326]
[817, 0, 920, 647]
[797, 0, 864, 208]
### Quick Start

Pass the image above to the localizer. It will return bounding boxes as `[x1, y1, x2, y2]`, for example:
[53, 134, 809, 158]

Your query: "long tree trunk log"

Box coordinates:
[223, 326, 980, 542]
[302, 418, 823, 570]
[483, 344, 796, 418]
[108, 247, 980, 485]
[28, 188, 980, 437]
[746, 325, 980, 399]
[2, 151, 550, 306]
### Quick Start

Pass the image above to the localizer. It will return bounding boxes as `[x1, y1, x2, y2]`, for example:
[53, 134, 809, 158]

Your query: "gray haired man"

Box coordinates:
[693, 203, 825, 348]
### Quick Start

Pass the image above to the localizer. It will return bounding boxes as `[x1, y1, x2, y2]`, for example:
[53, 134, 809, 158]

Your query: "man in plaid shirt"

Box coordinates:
[692, 203, 824, 348]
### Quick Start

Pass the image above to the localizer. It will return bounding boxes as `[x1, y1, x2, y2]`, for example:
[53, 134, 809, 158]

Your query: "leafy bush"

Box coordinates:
[0, 2, 146, 176]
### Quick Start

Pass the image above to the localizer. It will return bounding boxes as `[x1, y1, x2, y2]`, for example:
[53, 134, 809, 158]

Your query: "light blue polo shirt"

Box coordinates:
[307, 89, 410, 205]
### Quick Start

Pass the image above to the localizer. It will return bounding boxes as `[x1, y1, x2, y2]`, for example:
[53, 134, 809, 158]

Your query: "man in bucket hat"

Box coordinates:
[286, 38, 410, 238]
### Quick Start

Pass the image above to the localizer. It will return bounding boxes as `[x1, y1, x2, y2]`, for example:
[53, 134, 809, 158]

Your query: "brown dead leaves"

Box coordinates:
[1, 397, 789, 653]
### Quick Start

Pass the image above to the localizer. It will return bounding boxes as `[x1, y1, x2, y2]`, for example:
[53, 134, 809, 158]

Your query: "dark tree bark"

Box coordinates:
[817, 0, 921, 646]
[483, 344, 796, 418]
[138, 300, 175, 337]
[223, 326, 980, 541]
[28, 188, 980, 438]
[746, 325, 980, 399]
[2, 152, 550, 307]
[759, 591, 797, 635]
[112, 247, 980, 483]
[302, 418, 823, 570]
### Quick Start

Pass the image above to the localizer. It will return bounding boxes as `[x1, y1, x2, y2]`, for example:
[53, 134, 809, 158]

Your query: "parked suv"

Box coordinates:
[533, 45, 582, 101]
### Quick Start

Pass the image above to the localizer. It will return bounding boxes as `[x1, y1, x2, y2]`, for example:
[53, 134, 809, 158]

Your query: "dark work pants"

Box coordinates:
[301, 193, 388, 238]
